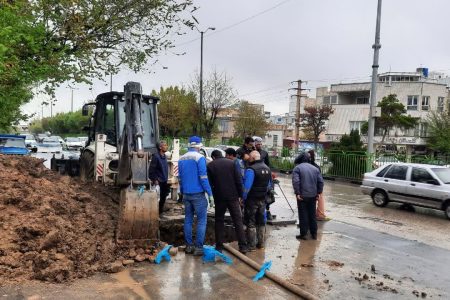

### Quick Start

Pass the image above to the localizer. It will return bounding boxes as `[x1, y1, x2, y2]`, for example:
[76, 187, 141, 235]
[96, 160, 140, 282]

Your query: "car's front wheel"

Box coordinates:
[444, 202, 450, 220]
[372, 189, 388, 207]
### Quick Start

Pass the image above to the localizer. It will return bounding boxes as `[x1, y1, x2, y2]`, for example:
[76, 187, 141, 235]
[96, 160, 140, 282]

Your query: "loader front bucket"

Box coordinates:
[116, 187, 159, 244]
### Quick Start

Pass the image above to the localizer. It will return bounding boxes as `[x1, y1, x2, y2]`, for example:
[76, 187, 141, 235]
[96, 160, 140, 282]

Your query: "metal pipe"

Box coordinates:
[223, 244, 318, 300]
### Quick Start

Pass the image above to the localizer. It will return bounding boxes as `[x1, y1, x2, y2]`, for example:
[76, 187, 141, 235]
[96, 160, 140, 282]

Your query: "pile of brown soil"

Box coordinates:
[0, 155, 129, 284]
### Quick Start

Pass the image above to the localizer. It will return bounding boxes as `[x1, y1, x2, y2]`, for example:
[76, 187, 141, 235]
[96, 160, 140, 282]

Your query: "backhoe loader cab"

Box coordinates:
[80, 91, 159, 183]
[78, 83, 160, 243]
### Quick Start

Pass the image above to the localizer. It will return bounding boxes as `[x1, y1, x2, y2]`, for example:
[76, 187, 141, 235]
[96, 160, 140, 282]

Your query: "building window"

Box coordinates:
[323, 95, 337, 105]
[273, 135, 278, 147]
[419, 123, 428, 137]
[407, 95, 418, 110]
[437, 97, 445, 112]
[356, 97, 369, 104]
[349, 121, 364, 133]
[421, 96, 430, 111]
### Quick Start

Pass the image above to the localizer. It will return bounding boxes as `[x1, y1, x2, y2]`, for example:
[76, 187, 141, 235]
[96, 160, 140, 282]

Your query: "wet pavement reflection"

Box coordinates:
[2, 175, 450, 299]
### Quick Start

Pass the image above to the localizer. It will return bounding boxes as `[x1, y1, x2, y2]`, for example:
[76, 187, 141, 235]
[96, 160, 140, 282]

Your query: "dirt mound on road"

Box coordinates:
[0, 154, 126, 284]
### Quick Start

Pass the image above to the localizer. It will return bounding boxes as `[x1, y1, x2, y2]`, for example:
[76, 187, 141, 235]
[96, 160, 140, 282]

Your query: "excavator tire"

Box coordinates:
[79, 151, 95, 182]
[116, 187, 159, 244]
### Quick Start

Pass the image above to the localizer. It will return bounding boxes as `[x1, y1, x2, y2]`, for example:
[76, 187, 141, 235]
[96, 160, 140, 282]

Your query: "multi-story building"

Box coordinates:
[316, 68, 450, 153]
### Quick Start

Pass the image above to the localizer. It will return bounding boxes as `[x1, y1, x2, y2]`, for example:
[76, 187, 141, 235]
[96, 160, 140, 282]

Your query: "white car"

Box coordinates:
[361, 163, 450, 219]
[372, 156, 400, 169]
[24, 134, 38, 152]
[65, 137, 85, 150]
[200, 147, 226, 163]
[38, 137, 62, 153]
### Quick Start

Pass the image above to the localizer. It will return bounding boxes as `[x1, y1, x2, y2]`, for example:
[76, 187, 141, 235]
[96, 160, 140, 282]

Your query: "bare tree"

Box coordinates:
[300, 105, 335, 148]
[190, 69, 237, 139]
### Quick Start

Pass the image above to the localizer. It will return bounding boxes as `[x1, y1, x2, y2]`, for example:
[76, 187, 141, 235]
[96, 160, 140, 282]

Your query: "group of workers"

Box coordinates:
[148, 135, 329, 257]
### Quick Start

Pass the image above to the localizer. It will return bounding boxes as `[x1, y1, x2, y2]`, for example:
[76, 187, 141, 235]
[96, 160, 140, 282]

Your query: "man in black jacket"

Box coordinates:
[207, 150, 248, 253]
[243, 151, 272, 250]
[149, 141, 170, 214]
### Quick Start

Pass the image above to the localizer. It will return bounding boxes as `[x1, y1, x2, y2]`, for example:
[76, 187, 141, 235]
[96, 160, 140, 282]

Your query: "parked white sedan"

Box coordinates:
[361, 163, 450, 219]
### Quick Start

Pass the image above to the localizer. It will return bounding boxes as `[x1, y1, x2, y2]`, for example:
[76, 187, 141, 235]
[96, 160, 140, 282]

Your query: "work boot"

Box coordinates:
[246, 227, 257, 251]
[193, 247, 204, 256]
[239, 245, 249, 254]
[256, 226, 265, 249]
[185, 245, 195, 254]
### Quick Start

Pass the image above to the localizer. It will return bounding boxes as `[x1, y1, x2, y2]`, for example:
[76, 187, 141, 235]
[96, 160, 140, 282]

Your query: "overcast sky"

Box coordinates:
[23, 0, 450, 118]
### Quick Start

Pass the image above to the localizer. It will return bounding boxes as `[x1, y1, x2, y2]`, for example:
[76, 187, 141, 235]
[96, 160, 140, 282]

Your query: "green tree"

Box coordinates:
[328, 130, 367, 179]
[426, 111, 450, 153]
[29, 109, 90, 135]
[300, 105, 334, 146]
[0, 0, 193, 131]
[360, 94, 418, 144]
[233, 101, 268, 139]
[153, 86, 199, 137]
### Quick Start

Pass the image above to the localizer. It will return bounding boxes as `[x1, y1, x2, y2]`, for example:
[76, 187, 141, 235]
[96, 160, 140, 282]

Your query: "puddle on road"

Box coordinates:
[113, 269, 151, 300]
[357, 216, 403, 226]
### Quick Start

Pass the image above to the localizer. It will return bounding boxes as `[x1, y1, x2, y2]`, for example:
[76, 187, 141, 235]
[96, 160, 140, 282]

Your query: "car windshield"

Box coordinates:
[25, 135, 35, 140]
[0, 138, 26, 148]
[432, 168, 450, 184]
[66, 138, 79, 142]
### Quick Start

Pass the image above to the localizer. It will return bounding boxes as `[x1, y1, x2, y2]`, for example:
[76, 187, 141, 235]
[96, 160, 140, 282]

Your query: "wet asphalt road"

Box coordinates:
[1, 174, 450, 299]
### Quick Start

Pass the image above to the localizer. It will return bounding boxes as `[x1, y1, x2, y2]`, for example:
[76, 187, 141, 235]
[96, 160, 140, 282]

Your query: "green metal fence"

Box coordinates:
[270, 151, 450, 181]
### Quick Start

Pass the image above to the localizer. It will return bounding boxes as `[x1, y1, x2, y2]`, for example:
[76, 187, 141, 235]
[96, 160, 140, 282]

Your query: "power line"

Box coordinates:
[174, 0, 293, 48]
[237, 83, 289, 97]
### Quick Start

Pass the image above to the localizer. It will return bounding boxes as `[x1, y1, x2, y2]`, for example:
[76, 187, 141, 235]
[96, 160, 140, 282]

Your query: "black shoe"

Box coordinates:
[185, 245, 195, 254]
[193, 247, 204, 256]
[311, 234, 317, 240]
[296, 235, 308, 240]
[239, 246, 249, 254]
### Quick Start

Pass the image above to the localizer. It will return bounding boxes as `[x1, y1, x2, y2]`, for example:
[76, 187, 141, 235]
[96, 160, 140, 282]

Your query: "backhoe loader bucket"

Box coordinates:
[116, 188, 159, 243]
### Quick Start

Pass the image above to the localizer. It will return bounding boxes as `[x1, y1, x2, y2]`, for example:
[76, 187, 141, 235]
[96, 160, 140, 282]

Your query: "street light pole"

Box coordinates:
[197, 26, 215, 136]
[199, 31, 204, 136]
[367, 0, 383, 155]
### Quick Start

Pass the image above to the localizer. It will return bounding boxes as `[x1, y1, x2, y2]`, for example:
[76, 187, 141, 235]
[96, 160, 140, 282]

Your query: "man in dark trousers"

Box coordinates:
[148, 140, 170, 214]
[253, 136, 274, 220]
[243, 150, 272, 251]
[292, 152, 324, 240]
[207, 150, 248, 254]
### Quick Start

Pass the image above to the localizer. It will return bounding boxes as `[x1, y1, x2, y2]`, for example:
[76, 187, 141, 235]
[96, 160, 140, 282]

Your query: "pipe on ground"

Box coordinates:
[223, 244, 318, 300]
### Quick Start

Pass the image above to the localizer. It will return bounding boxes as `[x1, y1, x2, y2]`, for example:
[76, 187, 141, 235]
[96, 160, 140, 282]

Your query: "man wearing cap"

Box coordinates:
[243, 150, 272, 251]
[292, 152, 324, 240]
[253, 136, 274, 220]
[178, 136, 213, 256]
[253, 136, 270, 167]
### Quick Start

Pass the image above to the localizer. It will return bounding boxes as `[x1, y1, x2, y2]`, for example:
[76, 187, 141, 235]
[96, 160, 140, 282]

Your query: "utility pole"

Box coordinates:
[71, 89, 74, 112]
[289, 80, 308, 152]
[110, 74, 113, 92]
[367, 0, 383, 155]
